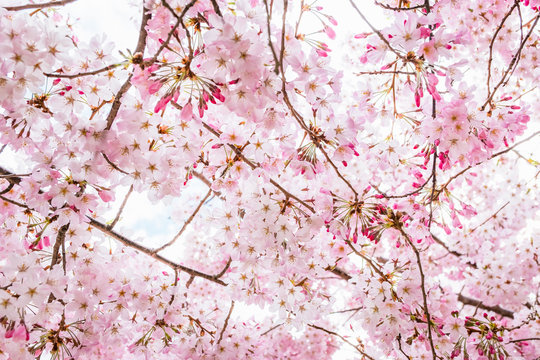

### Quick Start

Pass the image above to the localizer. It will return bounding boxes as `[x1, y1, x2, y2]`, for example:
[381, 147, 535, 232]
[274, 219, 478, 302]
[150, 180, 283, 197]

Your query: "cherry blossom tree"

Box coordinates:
[0, 0, 539, 359]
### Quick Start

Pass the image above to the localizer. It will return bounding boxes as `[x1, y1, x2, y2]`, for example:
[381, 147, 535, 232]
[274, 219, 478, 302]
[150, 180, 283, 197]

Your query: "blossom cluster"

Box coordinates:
[0, 0, 539, 359]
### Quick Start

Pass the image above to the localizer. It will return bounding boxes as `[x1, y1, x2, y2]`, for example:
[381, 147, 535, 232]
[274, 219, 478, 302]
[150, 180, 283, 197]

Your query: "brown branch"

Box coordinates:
[486, 1, 519, 107]
[481, 12, 539, 111]
[279, 0, 288, 74]
[3, 0, 76, 11]
[397, 334, 412, 360]
[325, 266, 352, 281]
[280, 80, 359, 199]
[108, 184, 133, 230]
[50, 224, 69, 270]
[345, 240, 386, 280]
[217, 301, 235, 345]
[375, 1, 427, 11]
[263, 0, 280, 74]
[214, 257, 232, 279]
[87, 217, 228, 286]
[0, 182, 14, 195]
[348, 0, 404, 60]
[356, 70, 415, 75]
[102, 152, 129, 174]
[261, 323, 283, 336]
[153, 0, 197, 62]
[507, 337, 540, 343]
[153, 188, 212, 253]
[135, 7, 151, 55]
[428, 147, 437, 228]
[320, 148, 359, 199]
[308, 324, 375, 360]
[330, 306, 363, 314]
[104, 4, 152, 130]
[0, 194, 28, 208]
[401, 230, 438, 360]
[44, 63, 121, 79]
[457, 294, 514, 319]
[209, 0, 223, 17]
[370, 174, 433, 199]
[490, 130, 540, 159]
[171, 101, 315, 213]
[435, 130, 539, 197]
[328, 252, 515, 320]
[469, 201, 509, 233]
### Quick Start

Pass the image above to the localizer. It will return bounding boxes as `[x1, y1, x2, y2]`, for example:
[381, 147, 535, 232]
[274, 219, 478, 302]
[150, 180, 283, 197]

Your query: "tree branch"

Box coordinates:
[108, 184, 133, 230]
[400, 230, 438, 360]
[217, 301, 235, 345]
[87, 217, 228, 286]
[457, 294, 514, 319]
[153, 188, 212, 253]
[348, 0, 404, 60]
[44, 63, 121, 79]
[104, 4, 152, 130]
[3, 0, 76, 11]
[309, 324, 375, 360]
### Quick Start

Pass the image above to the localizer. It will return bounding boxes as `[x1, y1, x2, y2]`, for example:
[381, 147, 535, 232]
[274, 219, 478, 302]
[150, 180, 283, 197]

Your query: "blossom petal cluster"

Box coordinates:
[0, 0, 539, 359]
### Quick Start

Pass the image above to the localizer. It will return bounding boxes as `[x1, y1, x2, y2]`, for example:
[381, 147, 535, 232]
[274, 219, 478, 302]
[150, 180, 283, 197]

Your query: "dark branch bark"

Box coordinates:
[458, 294, 515, 319]
[88, 217, 228, 286]
[104, 5, 152, 130]
[4, 0, 76, 11]
[217, 301, 234, 345]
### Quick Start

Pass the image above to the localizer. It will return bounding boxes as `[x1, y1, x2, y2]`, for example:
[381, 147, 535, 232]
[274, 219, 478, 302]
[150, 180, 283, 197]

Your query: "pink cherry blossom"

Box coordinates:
[0, 0, 539, 359]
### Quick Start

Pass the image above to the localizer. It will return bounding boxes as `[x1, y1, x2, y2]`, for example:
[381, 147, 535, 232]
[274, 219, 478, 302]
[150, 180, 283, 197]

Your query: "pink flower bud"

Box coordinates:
[324, 26, 336, 40]
[354, 33, 369, 39]
[328, 16, 338, 26]
[316, 49, 328, 57]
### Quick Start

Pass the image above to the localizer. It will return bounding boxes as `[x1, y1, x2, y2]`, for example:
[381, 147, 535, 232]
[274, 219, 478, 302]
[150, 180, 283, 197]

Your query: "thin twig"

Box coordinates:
[481, 12, 540, 111]
[375, 1, 427, 11]
[104, 5, 152, 130]
[486, 1, 519, 106]
[371, 174, 433, 199]
[152, 0, 197, 62]
[397, 334, 412, 360]
[507, 337, 540, 343]
[209, 0, 223, 17]
[108, 184, 133, 230]
[401, 230, 438, 360]
[345, 240, 386, 280]
[469, 201, 509, 233]
[356, 70, 415, 75]
[102, 152, 129, 174]
[171, 101, 315, 213]
[457, 294, 514, 319]
[50, 224, 69, 270]
[44, 63, 121, 79]
[88, 217, 228, 286]
[261, 323, 283, 336]
[217, 301, 235, 345]
[428, 147, 437, 228]
[4, 0, 76, 11]
[348, 0, 404, 60]
[309, 324, 375, 360]
[263, 0, 280, 74]
[153, 189, 212, 253]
